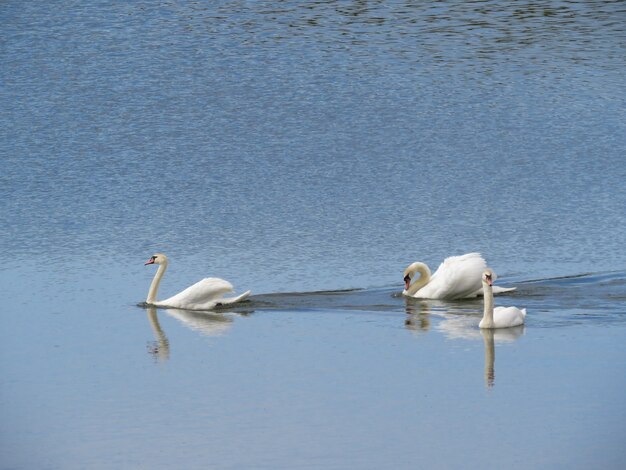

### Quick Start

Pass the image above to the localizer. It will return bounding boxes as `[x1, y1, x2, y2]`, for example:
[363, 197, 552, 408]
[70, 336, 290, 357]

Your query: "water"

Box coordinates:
[1, 1, 626, 468]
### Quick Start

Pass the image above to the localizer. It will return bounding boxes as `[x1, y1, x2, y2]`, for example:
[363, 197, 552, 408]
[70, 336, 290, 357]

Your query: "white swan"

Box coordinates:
[144, 253, 251, 310]
[479, 269, 526, 329]
[403, 252, 515, 300]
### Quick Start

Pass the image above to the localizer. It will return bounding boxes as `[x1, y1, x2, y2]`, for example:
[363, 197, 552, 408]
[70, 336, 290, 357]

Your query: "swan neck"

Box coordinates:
[407, 263, 431, 296]
[482, 282, 494, 327]
[147, 261, 167, 304]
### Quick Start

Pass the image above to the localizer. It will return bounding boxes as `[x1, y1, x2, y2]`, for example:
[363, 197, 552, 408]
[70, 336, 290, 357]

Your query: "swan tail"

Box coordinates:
[492, 286, 516, 294]
[220, 290, 252, 305]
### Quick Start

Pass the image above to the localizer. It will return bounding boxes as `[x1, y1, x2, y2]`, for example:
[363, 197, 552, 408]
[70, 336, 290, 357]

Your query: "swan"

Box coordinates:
[479, 269, 526, 329]
[144, 253, 251, 310]
[403, 252, 515, 300]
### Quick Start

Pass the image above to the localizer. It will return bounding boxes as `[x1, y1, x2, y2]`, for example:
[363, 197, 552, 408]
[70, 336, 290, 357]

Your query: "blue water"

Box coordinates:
[1, 2, 626, 469]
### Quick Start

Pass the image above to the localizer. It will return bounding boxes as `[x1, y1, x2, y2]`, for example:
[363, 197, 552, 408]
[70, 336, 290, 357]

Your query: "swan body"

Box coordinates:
[145, 253, 251, 310]
[479, 269, 526, 329]
[403, 252, 515, 300]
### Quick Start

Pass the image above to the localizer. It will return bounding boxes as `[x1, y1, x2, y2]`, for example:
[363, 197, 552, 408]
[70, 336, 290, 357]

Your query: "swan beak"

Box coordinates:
[144, 258, 155, 266]
[404, 275, 411, 291]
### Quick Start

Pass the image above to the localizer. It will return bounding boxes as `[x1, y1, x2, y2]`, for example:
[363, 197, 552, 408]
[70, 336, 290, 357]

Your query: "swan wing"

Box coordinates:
[159, 277, 234, 309]
[420, 253, 486, 299]
[217, 290, 252, 305]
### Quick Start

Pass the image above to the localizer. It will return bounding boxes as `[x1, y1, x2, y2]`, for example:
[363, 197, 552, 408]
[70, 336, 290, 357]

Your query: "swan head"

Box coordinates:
[482, 269, 496, 287]
[145, 253, 168, 266]
[403, 262, 429, 291]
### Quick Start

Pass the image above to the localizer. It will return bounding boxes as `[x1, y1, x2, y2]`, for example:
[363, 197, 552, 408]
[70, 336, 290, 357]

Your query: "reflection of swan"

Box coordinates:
[482, 329, 495, 388]
[404, 300, 433, 333]
[144, 306, 239, 362]
[144, 253, 251, 310]
[436, 313, 524, 341]
[481, 328, 525, 388]
[403, 253, 515, 299]
[435, 312, 523, 389]
[480, 270, 526, 329]
[404, 298, 480, 335]
[404, 298, 524, 388]
[164, 308, 234, 337]
[146, 307, 170, 362]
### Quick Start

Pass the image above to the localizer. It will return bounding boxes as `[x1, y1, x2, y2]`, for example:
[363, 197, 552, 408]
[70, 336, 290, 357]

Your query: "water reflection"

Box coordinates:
[144, 305, 254, 361]
[404, 299, 434, 333]
[403, 297, 524, 387]
[441, 315, 524, 388]
[480, 327, 525, 388]
[146, 307, 170, 363]
[482, 329, 495, 388]
[404, 297, 478, 335]
[165, 308, 236, 337]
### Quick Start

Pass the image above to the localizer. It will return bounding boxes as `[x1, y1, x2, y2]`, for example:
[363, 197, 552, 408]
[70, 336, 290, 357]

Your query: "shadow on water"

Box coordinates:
[170, 1, 626, 73]
[251, 287, 400, 312]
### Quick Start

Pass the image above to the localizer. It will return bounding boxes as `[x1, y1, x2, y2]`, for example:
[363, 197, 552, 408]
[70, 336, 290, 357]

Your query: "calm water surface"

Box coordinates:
[1, 1, 626, 469]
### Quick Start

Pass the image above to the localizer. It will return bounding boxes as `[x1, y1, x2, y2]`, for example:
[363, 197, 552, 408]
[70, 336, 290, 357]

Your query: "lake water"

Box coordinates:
[1, 1, 626, 469]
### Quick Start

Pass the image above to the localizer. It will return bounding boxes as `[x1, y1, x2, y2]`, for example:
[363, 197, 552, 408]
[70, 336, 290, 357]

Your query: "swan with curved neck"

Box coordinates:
[403, 252, 515, 300]
[403, 262, 433, 296]
[479, 269, 526, 329]
[144, 253, 251, 310]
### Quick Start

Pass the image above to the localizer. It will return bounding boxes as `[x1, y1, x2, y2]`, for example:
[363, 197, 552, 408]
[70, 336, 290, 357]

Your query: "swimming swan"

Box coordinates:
[403, 252, 515, 300]
[479, 269, 526, 329]
[144, 253, 251, 310]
